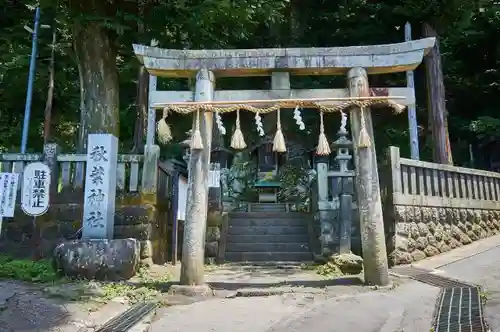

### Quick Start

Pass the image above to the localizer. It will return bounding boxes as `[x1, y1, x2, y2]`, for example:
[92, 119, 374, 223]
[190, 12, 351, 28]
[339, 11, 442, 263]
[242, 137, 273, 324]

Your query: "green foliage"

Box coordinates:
[0, 254, 59, 282]
[277, 161, 315, 211]
[0, 0, 499, 167]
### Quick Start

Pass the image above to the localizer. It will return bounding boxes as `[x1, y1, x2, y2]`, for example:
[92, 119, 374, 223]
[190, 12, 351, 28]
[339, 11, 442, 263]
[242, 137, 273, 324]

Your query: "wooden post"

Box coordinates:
[347, 67, 390, 286]
[180, 69, 215, 286]
[405, 22, 420, 160]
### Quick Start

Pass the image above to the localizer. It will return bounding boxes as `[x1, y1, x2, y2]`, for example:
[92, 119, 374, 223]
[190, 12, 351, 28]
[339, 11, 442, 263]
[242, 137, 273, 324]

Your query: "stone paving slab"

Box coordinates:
[149, 279, 438, 332]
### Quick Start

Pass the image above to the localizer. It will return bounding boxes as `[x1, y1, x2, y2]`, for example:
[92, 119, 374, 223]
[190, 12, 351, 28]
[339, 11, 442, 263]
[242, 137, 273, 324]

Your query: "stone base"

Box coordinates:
[53, 238, 140, 280]
[169, 284, 213, 297]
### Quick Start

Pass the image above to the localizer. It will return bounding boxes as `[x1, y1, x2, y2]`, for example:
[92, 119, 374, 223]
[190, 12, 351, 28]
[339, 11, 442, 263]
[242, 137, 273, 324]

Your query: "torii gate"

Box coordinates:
[133, 37, 435, 288]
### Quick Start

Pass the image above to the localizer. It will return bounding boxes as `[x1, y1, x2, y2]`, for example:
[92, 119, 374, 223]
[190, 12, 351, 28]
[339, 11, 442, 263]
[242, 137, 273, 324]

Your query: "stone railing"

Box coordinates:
[0, 146, 143, 197]
[0, 143, 172, 264]
[384, 146, 500, 265]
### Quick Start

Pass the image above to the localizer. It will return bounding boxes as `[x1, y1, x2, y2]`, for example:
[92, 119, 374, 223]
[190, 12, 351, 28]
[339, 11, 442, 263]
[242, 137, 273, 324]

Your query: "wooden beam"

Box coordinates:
[133, 38, 436, 78]
[150, 87, 415, 109]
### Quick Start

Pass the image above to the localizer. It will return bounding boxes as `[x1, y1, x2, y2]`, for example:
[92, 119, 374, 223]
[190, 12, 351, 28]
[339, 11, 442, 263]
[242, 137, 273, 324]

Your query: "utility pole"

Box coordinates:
[180, 69, 215, 286]
[405, 22, 420, 160]
[347, 67, 390, 286]
[21, 7, 41, 153]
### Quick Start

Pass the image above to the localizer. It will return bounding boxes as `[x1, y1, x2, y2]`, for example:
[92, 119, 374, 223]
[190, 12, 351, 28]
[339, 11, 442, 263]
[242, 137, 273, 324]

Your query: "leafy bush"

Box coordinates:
[0, 254, 59, 283]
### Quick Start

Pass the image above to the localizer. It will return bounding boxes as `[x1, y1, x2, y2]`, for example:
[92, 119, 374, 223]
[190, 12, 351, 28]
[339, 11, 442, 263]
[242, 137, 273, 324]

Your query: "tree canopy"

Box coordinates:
[1, 0, 499, 167]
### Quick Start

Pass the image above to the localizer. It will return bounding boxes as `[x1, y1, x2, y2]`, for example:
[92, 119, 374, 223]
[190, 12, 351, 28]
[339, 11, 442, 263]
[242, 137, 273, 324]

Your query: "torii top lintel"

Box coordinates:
[133, 38, 435, 78]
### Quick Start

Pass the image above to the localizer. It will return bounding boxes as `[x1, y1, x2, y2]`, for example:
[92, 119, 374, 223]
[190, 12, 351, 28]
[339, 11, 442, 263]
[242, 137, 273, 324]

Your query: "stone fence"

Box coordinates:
[0, 143, 174, 264]
[384, 146, 500, 265]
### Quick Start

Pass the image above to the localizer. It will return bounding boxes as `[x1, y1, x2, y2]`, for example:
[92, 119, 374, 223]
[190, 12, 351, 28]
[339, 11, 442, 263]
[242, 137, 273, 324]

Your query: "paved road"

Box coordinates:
[149, 279, 438, 332]
[151, 235, 500, 332]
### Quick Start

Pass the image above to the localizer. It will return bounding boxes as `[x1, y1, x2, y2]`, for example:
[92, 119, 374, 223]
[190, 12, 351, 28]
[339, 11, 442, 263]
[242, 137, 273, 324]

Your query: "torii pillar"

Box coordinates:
[133, 37, 435, 287]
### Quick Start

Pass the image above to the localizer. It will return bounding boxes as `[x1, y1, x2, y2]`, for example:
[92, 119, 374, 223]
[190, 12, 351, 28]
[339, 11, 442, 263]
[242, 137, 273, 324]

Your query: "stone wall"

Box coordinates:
[0, 192, 167, 265]
[384, 146, 500, 266]
[390, 207, 500, 265]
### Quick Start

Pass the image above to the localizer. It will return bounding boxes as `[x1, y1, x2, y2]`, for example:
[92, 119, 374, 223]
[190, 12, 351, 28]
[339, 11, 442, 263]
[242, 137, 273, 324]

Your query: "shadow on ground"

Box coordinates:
[0, 280, 83, 331]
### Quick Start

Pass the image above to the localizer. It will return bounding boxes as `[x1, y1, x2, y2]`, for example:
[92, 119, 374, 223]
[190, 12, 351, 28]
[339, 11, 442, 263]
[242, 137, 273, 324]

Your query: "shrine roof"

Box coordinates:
[133, 38, 435, 78]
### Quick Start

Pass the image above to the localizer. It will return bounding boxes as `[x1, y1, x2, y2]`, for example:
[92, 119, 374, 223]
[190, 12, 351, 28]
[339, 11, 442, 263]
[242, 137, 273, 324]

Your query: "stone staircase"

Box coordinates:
[225, 203, 313, 262]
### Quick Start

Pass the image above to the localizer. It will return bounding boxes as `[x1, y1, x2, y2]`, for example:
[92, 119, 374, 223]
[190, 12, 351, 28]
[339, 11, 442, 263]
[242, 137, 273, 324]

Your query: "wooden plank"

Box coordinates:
[400, 157, 500, 180]
[151, 87, 416, 108]
[393, 193, 500, 210]
[117, 163, 126, 191]
[61, 162, 72, 190]
[129, 162, 140, 192]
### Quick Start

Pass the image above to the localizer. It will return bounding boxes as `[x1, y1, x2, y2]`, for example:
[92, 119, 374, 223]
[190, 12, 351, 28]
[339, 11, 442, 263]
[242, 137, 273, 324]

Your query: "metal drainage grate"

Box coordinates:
[392, 266, 489, 332]
[96, 301, 157, 332]
[392, 266, 474, 288]
[433, 287, 487, 332]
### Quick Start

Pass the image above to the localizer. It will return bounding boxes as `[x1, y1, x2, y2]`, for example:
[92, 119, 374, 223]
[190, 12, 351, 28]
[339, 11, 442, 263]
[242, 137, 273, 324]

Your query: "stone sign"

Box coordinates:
[21, 162, 51, 216]
[82, 134, 118, 239]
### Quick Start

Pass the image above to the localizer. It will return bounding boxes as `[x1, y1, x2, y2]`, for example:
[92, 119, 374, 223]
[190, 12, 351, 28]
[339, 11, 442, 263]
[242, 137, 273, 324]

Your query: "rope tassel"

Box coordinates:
[357, 106, 372, 148]
[190, 108, 204, 150]
[230, 109, 247, 149]
[316, 111, 331, 156]
[156, 108, 172, 144]
[273, 108, 286, 152]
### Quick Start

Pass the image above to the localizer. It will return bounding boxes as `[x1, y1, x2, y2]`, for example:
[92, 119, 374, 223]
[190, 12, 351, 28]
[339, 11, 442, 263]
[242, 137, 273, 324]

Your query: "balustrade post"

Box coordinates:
[43, 143, 60, 199]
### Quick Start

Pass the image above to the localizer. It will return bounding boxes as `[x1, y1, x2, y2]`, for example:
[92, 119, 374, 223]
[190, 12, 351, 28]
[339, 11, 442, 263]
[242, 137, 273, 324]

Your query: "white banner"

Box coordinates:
[0, 172, 19, 218]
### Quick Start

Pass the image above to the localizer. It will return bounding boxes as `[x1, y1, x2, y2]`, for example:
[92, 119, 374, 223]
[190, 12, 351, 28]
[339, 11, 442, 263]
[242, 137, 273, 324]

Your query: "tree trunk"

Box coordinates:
[132, 0, 148, 153]
[423, 22, 453, 165]
[43, 28, 57, 144]
[132, 66, 148, 153]
[72, 5, 119, 151]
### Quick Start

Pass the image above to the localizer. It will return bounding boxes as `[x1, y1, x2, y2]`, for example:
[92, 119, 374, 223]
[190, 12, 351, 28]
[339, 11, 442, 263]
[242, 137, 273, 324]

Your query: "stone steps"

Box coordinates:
[227, 234, 309, 243]
[225, 209, 312, 263]
[249, 203, 287, 212]
[226, 242, 310, 252]
[228, 225, 308, 236]
[225, 252, 312, 262]
[228, 218, 306, 227]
